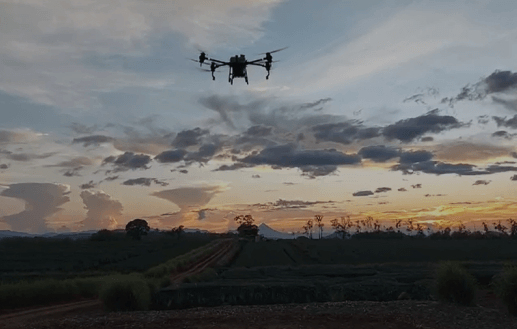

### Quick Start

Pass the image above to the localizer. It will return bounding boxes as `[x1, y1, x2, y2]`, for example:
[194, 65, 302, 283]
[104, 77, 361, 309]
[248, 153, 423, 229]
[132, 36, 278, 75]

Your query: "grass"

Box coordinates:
[493, 263, 517, 315]
[0, 238, 227, 311]
[0, 233, 215, 277]
[434, 261, 477, 306]
[0, 276, 106, 310]
[99, 274, 151, 312]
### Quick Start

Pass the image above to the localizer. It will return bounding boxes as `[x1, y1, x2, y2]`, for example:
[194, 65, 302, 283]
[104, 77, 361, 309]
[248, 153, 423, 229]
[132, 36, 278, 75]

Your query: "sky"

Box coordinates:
[2, 0, 517, 234]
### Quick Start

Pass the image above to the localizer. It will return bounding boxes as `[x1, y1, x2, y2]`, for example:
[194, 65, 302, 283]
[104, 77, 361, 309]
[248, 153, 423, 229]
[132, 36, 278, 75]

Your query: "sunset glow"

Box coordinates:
[1, 0, 517, 234]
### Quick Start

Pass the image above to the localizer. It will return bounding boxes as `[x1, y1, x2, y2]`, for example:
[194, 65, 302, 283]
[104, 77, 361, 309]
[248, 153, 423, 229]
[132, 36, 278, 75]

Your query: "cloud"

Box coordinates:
[251, 199, 334, 210]
[312, 121, 381, 145]
[252, 175, 260, 178]
[398, 188, 407, 192]
[473, 180, 491, 186]
[102, 152, 152, 171]
[353, 190, 374, 197]
[194, 208, 217, 221]
[511, 175, 517, 181]
[300, 98, 332, 110]
[399, 150, 434, 164]
[493, 115, 517, 129]
[0, 183, 70, 233]
[240, 143, 361, 177]
[433, 141, 513, 162]
[4, 152, 57, 162]
[155, 149, 188, 163]
[358, 145, 400, 162]
[80, 181, 97, 189]
[0, 164, 9, 169]
[421, 137, 434, 142]
[442, 70, 517, 108]
[79, 190, 123, 230]
[213, 162, 255, 172]
[45, 156, 96, 168]
[172, 128, 209, 149]
[1, 0, 281, 109]
[72, 135, 115, 147]
[375, 187, 392, 193]
[412, 184, 422, 188]
[70, 123, 99, 135]
[394, 161, 517, 176]
[492, 130, 515, 139]
[122, 178, 168, 187]
[151, 185, 227, 212]
[184, 143, 223, 164]
[200, 94, 346, 134]
[382, 109, 467, 143]
[0, 129, 42, 144]
[245, 125, 273, 137]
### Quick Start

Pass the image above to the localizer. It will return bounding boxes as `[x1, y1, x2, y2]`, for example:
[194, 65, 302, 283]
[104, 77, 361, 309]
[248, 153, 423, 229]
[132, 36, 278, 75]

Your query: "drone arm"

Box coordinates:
[208, 58, 229, 65]
[247, 62, 266, 68]
[247, 58, 266, 64]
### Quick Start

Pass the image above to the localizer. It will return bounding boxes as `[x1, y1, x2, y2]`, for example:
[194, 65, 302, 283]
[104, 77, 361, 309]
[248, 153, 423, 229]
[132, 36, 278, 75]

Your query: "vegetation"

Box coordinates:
[0, 231, 215, 280]
[434, 261, 477, 306]
[234, 214, 258, 238]
[125, 218, 150, 240]
[100, 274, 151, 311]
[493, 263, 517, 315]
[303, 218, 313, 239]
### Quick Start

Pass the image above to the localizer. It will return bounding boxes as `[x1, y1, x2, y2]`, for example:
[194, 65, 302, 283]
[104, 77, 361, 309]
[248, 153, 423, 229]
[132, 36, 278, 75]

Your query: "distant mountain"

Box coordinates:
[258, 223, 301, 240]
[0, 230, 33, 239]
[0, 230, 97, 240]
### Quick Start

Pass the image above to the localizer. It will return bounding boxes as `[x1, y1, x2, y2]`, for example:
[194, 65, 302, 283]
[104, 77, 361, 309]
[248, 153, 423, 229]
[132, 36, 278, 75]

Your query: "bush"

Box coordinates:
[100, 275, 151, 312]
[0, 278, 81, 309]
[434, 261, 477, 306]
[493, 264, 517, 315]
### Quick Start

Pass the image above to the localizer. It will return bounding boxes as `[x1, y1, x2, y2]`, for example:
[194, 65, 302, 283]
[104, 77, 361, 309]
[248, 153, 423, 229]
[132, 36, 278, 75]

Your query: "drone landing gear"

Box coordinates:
[245, 77, 248, 85]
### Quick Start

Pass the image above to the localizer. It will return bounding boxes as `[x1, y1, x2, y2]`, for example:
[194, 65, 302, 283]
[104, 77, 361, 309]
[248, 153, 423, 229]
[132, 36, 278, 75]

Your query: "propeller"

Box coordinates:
[189, 58, 210, 66]
[258, 46, 289, 55]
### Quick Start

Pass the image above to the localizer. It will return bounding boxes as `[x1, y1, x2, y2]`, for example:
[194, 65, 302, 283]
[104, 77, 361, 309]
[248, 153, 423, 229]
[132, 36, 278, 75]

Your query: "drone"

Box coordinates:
[190, 47, 288, 85]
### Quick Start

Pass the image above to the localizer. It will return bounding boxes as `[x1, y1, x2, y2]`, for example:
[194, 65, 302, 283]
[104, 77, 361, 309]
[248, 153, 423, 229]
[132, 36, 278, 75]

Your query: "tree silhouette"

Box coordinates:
[303, 218, 314, 239]
[314, 215, 324, 239]
[330, 216, 354, 239]
[125, 219, 150, 240]
[234, 214, 258, 238]
[169, 225, 184, 239]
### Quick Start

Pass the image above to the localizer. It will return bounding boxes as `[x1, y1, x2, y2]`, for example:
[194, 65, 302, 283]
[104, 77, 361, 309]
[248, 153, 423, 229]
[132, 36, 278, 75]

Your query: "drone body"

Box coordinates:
[191, 47, 287, 85]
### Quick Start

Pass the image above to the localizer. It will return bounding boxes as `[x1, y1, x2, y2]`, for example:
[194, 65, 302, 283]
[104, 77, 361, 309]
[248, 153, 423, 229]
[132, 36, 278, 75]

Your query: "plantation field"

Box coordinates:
[232, 238, 517, 267]
[0, 233, 216, 283]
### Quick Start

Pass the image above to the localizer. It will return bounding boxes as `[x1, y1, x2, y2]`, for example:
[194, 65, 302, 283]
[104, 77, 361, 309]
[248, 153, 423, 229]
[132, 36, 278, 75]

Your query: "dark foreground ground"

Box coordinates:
[2, 288, 515, 329]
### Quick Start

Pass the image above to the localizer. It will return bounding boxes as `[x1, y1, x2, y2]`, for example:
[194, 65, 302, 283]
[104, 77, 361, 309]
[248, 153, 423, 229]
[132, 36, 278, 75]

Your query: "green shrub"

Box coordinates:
[494, 264, 517, 315]
[0, 278, 81, 309]
[100, 274, 151, 312]
[434, 261, 477, 306]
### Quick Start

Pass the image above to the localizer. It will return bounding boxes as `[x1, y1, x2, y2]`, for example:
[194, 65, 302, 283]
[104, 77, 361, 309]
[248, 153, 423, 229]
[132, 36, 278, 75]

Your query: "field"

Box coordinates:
[2, 233, 517, 328]
[0, 232, 216, 283]
[233, 238, 517, 267]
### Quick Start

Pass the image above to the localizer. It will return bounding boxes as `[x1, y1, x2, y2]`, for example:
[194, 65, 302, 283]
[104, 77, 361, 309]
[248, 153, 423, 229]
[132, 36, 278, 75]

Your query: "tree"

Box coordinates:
[169, 225, 184, 239]
[303, 219, 314, 239]
[234, 215, 258, 239]
[125, 219, 150, 240]
[330, 216, 354, 239]
[314, 215, 324, 239]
